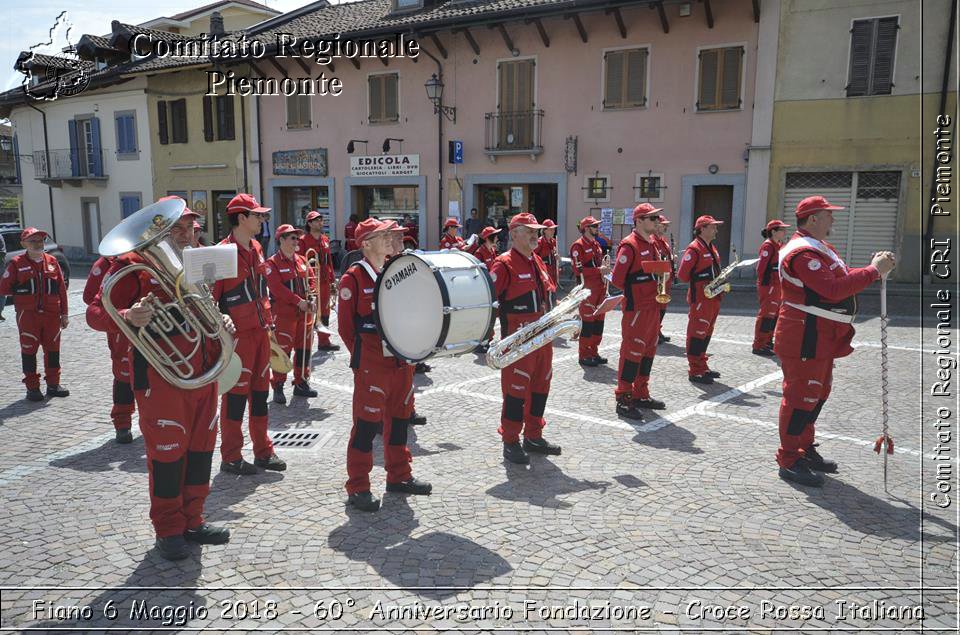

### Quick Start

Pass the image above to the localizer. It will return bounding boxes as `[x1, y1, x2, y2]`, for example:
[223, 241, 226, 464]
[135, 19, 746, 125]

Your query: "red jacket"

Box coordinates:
[297, 231, 335, 284]
[83, 256, 113, 305]
[489, 248, 556, 337]
[474, 243, 498, 268]
[775, 230, 879, 360]
[212, 234, 273, 332]
[440, 232, 465, 250]
[264, 251, 310, 318]
[611, 231, 666, 311]
[344, 221, 358, 252]
[570, 235, 604, 292]
[0, 253, 67, 315]
[535, 236, 559, 284]
[677, 237, 722, 304]
[338, 259, 403, 370]
[756, 238, 783, 290]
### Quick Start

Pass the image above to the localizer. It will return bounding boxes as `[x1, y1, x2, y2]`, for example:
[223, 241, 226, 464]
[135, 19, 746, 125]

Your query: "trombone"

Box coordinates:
[302, 247, 322, 378]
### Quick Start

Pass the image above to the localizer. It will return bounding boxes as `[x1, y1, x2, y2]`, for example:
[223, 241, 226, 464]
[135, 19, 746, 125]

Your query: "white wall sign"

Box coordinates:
[350, 154, 420, 177]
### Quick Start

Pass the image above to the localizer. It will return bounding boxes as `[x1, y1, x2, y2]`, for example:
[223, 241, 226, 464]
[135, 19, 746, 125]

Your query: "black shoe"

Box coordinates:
[115, 428, 133, 444]
[415, 362, 431, 374]
[409, 411, 427, 426]
[348, 491, 381, 512]
[272, 383, 286, 405]
[579, 357, 600, 367]
[752, 347, 776, 357]
[616, 401, 645, 421]
[292, 382, 318, 398]
[221, 459, 258, 475]
[778, 458, 825, 487]
[805, 444, 838, 473]
[254, 453, 287, 471]
[503, 442, 530, 464]
[595, 356, 608, 365]
[523, 438, 562, 455]
[689, 374, 714, 385]
[25, 388, 44, 402]
[634, 397, 666, 410]
[46, 384, 69, 398]
[660, 333, 671, 343]
[705, 370, 721, 379]
[184, 523, 230, 545]
[317, 343, 340, 352]
[386, 478, 433, 495]
[155, 535, 189, 561]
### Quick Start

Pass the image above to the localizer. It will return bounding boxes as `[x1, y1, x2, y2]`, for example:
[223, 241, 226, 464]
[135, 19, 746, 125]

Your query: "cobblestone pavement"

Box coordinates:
[0, 275, 955, 633]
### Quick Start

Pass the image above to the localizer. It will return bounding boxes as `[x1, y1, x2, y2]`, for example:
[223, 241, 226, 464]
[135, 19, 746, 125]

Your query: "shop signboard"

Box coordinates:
[273, 148, 328, 176]
[350, 154, 420, 177]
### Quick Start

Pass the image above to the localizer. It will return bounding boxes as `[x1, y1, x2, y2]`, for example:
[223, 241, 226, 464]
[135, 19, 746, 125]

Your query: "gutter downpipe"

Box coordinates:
[417, 35, 445, 247]
[26, 101, 56, 239]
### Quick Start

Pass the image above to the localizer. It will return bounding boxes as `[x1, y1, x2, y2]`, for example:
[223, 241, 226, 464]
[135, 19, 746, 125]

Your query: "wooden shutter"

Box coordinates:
[68, 119, 80, 176]
[369, 75, 383, 122]
[720, 47, 743, 108]
[604, 51, 624, 108]
[698, 49, 718, 109]
[157, 101, 168, 145]
[89, 117, 103, 176]
[217, 95, 235, 140]
[625, 49, 647, 107]
[202, 96, 214, 142]
[171, 99, 187, 143]
[847, 20, 873, 97]
[871, 17, 898, 94]
[384, 74, 399, 122]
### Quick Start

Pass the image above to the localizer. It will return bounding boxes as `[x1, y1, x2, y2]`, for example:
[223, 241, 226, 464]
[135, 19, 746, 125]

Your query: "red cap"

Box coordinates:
[354, 218, 389, 244]
[632, 203, 663, 221]
[509, 212, 546, 230]
[157, 195, 199, 219]
[274, 224, 303, 240]
[542, 219, 557, 229]
[193, 221, 201, 231]
[795, 195, 844, 219]
[765, 219, 791, 231]
[444, 218, 461, 229]
[304, 210, 323, 223]
[657, 215, 671, 225]
[579, 216, 601, 230]
[480, 226, 502, 240]
[694, 215, 724, 229]
[226, 193, 270, 215]
[20, 227, 48, 242]
[382, 220, 407, 232]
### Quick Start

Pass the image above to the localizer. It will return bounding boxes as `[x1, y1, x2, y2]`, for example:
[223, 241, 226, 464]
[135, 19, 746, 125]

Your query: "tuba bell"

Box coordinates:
[98, 198, 240, 391]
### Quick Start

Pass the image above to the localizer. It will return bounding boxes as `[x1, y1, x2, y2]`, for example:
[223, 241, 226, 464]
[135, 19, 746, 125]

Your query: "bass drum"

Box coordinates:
[374, 250, 496, 362]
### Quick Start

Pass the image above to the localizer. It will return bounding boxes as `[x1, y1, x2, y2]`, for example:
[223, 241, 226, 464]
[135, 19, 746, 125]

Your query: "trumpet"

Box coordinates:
[640, 260, 672, 304]
[703, 247, 739, 299]
[486, 284, 590, 370]
[98, 199, 240, 391]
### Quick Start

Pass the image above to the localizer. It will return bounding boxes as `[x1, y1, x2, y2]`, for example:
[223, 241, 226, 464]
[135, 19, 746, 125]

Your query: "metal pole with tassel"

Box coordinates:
[873, 272, 894, 491]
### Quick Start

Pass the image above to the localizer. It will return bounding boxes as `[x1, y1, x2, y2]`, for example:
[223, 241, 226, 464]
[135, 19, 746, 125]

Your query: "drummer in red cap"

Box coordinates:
[489, 212, 560, 464]
[611, 203, 671, 419]
[534, 219, 560, 301]
[653, 214, 674, 343]
[570, 215, 612, 366]
[774, 195, 895, 487]
[338, 218, 431, 511]
[474, 226, 502, 268]
[0, 227, 69, 401]
[265, 224, 318, 405]
[439, 217, 466, 250]
[752, 219, 790, 356]
[298, 210, 340, 353]
[212, 193, 286, 476]
[677, 215, 726, 384]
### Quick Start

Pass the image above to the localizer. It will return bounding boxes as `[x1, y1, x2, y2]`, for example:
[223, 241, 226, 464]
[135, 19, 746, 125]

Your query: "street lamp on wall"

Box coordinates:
[346, 139, 368, 154]
[382, 138, 404, 153]
[424, 73, 456, 123]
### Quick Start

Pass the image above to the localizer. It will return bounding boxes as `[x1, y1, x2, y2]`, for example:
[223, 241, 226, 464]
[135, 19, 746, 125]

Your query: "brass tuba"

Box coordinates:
[98, 199, 240, 391]
[703, 247, 739, 299]
[486, 284, 590, 370]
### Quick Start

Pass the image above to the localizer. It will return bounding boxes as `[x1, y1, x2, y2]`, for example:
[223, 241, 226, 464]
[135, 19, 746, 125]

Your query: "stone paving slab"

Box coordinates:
[0, 275, 955, 632]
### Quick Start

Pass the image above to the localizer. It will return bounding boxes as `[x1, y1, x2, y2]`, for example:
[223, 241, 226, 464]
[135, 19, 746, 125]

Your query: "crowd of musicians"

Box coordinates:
[1, 193, 895, 560]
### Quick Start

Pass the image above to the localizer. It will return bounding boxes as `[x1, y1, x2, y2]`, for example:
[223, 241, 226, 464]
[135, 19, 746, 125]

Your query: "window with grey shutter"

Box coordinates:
[369, 74, 399, 123]
[847, 17, 899, 97]
[698, 47, 742, 111]
[286, 95, 310, 128]
[170, 99, 187, 143]
[604, 48, 648, 109]
[157, 101, 168, 145]
[217, 95, 235, 140]
[202, 96, 214, 142]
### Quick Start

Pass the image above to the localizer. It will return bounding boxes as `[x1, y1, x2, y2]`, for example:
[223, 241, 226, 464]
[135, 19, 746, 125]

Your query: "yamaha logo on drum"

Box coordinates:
[384, 262, 418, 290]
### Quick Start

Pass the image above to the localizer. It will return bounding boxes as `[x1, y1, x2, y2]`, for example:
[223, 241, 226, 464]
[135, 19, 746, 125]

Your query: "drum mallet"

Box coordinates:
[873, 271, 893, 493]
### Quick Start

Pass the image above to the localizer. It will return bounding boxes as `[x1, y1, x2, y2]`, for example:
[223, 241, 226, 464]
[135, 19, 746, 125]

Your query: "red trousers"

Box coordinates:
[753, 286, 780, 350]
[271, 309, 313, 385]
[317, 283, 333, 347]
[578, 285, 606, 359]
[133, 360, 219, 538]
[685, 298, 721, 375]
[16, 309, 61, 389]
[616, 308, 660, 401]
[776, 357, 834, 468]
[108, 332, 135, 431]
[220, 329, 274, 463]
[345, 364, 415, 495]
[499, 344, 552, 443]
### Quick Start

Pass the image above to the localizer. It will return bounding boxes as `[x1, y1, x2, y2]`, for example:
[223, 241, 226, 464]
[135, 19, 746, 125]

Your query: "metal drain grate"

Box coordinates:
[268, 430, 328, 449]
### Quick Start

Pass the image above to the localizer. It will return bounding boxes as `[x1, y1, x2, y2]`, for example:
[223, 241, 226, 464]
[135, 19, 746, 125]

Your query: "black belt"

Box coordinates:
[693, 269, 715, 282]
[625, 271, 654, 284]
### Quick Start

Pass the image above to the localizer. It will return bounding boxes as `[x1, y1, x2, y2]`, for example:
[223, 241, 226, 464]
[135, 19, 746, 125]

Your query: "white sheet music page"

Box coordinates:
[182, 244, 238, 284]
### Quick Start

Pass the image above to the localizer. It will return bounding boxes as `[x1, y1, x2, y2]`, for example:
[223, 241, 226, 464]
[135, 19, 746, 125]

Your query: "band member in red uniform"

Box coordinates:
[192, 221, 204, 247]
[653, 215, 674, 343]
[775, 196, 895, 486]
[265, 224, 318, 404]
[344, 214, 359, 252]
[297, 210, 340, 353]
[474, 226, 501, 267]
[677, 215, 725, 384]
[611, 204, 669, 420]
[339, 218, 432, 512]
[489, 213, 560, 465]
[439, 218, 466, 250]
[535, 219, 559, 306]
[86, 200, 233, 560]
[213, 193, 286, 476]
[0, 227, 69, 402]
[570, 216, 611, 367]
[752, 219, 790, 356]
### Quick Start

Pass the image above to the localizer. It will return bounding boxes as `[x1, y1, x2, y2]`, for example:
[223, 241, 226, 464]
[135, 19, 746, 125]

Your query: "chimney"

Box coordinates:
[210, 11, 225, 35]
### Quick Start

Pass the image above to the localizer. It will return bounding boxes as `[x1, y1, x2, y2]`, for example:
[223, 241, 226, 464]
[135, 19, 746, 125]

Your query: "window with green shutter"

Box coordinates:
[368, 73, 400, 124]
[847, 17, 898, 97]
[604, 48, 648, 109]
[697, 46, 744, 111]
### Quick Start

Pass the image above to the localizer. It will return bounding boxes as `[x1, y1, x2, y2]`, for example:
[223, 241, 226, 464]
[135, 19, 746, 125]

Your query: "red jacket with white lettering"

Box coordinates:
[611, 231, 666, 311]
[0, 253, 67, 315]
[474, 243, 498, 268]
[440, 232, 465, 250]
[489, 248, 556, 337]
[569, 236, 604, 292]
[338, 259, 403, 370]
[264, 251, 310, 318]
[775, 230, 879, 360]
[212, 234, 273, 332]
[297, 231, 335, 284]
[756, 238, 782, 291]
[677, 237, 722, 304]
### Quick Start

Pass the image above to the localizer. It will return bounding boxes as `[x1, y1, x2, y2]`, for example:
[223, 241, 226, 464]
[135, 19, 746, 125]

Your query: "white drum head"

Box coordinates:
[375, 254, 445, 361]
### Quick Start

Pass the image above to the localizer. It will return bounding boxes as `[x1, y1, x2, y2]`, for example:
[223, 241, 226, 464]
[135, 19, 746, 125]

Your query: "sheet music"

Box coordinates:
[182, 244, 238, 285]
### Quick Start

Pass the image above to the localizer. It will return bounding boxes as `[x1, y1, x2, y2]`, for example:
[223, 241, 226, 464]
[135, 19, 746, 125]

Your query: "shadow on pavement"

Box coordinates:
[486, 458, 610, 509]
[49, 436, 147, 474]
[632, 422, 703, 455]
[206, 470, 285, 522]
[0, 398, 50, 425]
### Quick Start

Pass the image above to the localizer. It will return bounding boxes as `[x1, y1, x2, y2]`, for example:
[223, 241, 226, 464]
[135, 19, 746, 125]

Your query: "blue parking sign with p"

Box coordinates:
[449, 140, 464, 164]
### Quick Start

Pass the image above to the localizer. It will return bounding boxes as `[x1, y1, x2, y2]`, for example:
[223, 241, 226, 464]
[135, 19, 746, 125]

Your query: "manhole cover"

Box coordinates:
[268, 430, 330, 449]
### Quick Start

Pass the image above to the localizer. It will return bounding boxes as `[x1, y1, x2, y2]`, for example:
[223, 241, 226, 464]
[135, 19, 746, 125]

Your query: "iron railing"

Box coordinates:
[484, 110, 544, 154]
[32, 149, 105, 180]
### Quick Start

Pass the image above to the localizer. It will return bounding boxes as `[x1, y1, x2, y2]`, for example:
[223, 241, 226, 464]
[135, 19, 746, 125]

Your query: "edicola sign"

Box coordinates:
[350, 154, 420, 177]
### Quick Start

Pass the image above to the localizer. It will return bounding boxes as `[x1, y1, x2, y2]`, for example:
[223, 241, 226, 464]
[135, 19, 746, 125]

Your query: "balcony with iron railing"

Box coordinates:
[32, 149, 107, 185]
[484, 110, 544, 159]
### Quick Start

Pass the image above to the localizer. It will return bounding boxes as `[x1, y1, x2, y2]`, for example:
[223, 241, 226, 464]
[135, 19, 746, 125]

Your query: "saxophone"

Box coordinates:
[702, 248, 739, 299]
